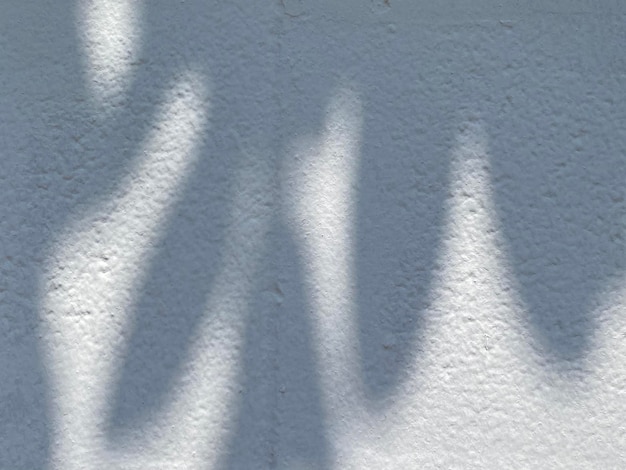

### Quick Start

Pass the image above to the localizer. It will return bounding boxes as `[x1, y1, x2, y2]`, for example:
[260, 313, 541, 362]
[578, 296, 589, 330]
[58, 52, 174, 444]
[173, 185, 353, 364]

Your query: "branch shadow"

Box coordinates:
[0, 2, 83, 467]
[3, 2, 625, 469]
[484, 15, 626, 364]
[102, 0, 281, 441]
[217, 221, 330, 470]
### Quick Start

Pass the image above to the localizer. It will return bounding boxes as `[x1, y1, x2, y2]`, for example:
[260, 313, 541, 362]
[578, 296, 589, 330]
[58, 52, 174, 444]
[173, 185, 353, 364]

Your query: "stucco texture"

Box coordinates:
[1, 1, 626, 468]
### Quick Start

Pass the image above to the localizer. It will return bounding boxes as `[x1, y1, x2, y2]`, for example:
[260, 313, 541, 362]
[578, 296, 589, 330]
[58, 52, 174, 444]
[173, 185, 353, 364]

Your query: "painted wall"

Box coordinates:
[2, 1, 626, 468]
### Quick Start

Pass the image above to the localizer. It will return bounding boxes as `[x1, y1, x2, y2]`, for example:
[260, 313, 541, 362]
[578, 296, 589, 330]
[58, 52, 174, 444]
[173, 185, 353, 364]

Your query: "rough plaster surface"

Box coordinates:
[1, 1, 626, 468]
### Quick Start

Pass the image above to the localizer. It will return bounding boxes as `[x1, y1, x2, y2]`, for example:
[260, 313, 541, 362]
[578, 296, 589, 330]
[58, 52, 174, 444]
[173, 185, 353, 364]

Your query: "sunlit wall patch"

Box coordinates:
[75, 0, 144, 108]
[42, 69, 209, 469]
[282, 83, 364, 424]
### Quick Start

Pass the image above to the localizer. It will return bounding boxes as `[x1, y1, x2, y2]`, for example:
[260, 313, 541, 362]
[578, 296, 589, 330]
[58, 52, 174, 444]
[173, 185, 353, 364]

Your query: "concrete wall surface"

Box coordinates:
[1, 1, 626, 468]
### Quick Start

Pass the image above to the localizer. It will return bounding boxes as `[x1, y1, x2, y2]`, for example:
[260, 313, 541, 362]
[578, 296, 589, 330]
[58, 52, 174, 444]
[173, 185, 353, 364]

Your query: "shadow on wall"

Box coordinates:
[486, 16, 626, 363]
[0, 1, 624, 468]
[1, 3, 83, 468]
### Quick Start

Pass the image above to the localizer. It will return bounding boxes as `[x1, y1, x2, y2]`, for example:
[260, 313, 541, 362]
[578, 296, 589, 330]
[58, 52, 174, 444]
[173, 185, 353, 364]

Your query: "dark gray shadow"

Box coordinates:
[218, 222, 330, 470]
[0, 0, 258, 465]
[3, 2, 625, 469]
[272, 222, 330, 469]
[105, 4, 335, 466]
[103, 0, 281, 439]
[105, 3, 335, 464]
[0, 2, 83, 467]
[212, 258, 277, 470]
[104, 143, 231, 435]
[484, 15, 626, 364]
[278, 18, 477, 402]
[352, 29, 457, 401]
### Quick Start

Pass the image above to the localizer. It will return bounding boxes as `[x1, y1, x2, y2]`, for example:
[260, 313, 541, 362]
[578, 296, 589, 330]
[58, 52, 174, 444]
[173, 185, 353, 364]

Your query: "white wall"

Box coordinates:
[2, 1, 626, 468]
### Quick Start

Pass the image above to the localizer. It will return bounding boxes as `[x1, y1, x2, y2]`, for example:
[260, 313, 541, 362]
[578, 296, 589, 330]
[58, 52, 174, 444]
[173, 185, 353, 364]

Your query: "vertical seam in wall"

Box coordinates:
[267, 4, 286, 468]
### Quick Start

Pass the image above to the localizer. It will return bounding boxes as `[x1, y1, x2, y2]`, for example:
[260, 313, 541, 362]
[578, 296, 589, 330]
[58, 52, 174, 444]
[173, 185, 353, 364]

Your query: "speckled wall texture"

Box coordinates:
[1, 1, 626, 468]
